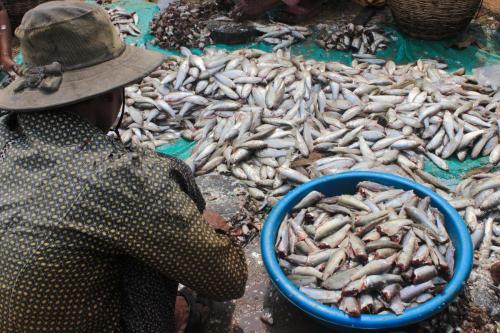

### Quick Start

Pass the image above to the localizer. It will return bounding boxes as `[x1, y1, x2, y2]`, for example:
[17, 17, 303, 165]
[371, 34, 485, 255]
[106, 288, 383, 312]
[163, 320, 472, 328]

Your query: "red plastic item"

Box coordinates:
[231, 0, 313, 21]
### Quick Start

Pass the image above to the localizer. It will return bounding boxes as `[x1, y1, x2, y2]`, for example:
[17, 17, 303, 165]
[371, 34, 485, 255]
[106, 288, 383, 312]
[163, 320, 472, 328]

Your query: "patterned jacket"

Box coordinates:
[0, 111, 247, 332]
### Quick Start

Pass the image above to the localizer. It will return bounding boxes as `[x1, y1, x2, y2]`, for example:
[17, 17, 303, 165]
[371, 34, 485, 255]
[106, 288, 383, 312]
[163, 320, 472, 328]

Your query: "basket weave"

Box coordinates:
[387, 0, 482, 40]
[4, 1, 49, 29]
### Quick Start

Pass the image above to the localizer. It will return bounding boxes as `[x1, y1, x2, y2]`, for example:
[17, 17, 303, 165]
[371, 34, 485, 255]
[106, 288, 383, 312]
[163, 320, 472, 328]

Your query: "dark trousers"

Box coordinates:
[121, 258, 178, 333]
[120, 153, 203, 333]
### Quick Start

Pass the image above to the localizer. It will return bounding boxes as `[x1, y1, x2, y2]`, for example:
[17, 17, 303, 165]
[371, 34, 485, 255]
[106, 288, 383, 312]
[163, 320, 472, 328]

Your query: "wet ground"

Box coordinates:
[208, 237, 339, 333]
[197, 173, 336, 333]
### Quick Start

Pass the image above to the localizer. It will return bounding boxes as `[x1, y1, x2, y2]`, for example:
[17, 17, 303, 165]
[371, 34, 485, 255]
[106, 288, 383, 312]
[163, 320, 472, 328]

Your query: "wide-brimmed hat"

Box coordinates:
[0, 1, 164, 112]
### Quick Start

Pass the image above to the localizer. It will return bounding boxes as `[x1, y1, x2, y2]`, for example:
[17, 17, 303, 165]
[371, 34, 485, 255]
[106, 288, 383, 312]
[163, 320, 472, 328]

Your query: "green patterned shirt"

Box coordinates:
[0, 111, 247, 332]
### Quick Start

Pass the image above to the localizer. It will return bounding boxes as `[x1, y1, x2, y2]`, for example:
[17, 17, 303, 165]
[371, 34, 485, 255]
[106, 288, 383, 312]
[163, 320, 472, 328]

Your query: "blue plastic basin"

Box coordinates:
[261, 171, 473, 331]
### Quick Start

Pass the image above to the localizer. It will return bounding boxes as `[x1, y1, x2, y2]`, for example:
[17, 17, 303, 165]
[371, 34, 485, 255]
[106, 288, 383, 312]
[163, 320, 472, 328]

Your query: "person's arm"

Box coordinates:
[74, 155, 248, 301]
[0, 1, 16, 74]
[137, 183, 248, 301]
[126, 178, 247, 301]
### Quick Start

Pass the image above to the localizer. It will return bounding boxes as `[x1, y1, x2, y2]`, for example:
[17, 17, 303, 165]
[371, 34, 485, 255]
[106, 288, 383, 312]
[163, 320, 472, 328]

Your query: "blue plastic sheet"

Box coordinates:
[155, 138, 196, 161]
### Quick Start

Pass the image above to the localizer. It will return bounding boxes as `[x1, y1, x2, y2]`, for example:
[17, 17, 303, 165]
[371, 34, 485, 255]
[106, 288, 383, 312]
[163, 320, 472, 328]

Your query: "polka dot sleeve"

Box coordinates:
[70, 151, 248, 302]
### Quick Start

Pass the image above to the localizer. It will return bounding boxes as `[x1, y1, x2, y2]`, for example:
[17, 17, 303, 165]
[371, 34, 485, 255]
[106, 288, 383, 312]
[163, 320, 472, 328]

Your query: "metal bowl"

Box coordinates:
[261, 171, 473, 330]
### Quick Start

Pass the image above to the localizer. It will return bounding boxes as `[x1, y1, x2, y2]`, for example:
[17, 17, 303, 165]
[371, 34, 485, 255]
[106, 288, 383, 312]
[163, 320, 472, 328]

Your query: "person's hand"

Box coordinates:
[282, 0, 313, 17]
[0, 54, 18, 76]
[202, 210, 230, 232]
[230, 0, 281, 20]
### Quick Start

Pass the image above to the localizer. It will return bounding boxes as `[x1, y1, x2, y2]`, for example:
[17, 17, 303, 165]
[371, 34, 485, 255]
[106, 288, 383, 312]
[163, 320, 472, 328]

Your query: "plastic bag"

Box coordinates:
[473, 65, 500, 90]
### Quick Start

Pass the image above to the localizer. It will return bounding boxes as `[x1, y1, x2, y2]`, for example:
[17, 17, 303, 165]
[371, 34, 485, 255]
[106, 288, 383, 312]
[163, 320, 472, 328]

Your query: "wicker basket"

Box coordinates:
[4, 1, 49, 29]
[387, 0, 482, 40]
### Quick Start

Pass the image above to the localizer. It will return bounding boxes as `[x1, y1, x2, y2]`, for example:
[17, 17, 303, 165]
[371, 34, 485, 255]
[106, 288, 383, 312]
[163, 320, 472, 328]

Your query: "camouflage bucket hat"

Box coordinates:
[0, 1, 164, 112]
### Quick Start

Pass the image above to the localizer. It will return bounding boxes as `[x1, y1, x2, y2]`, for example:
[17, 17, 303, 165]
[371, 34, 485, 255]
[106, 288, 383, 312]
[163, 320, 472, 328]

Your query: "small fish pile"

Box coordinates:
[150, 1, 220, 49]
[275, 182, 455, 316]
[453, 172, 500, 261]
[254, 22, 311, 52]
[107, 7, 141, 40]
[316, 23, 391, 56]
[119, 61, 184, 150]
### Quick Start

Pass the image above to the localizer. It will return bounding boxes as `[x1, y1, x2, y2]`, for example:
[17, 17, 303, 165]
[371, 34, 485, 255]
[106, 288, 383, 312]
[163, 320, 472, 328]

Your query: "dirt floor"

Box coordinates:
[197, 174, 341, 333]
[208, 236, 336, 333]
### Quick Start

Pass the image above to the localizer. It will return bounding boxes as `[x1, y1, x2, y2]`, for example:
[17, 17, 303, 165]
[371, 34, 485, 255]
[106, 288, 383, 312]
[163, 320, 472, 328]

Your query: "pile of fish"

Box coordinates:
[106, 7, 141, 40]
[254, 22, 311, 52]
[150, 1, 220, 49]
[120, 48, 498, 180]
[275, 182, 455, 316]
[118, 48, 499, 249]
[316, 23, 391, 56]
